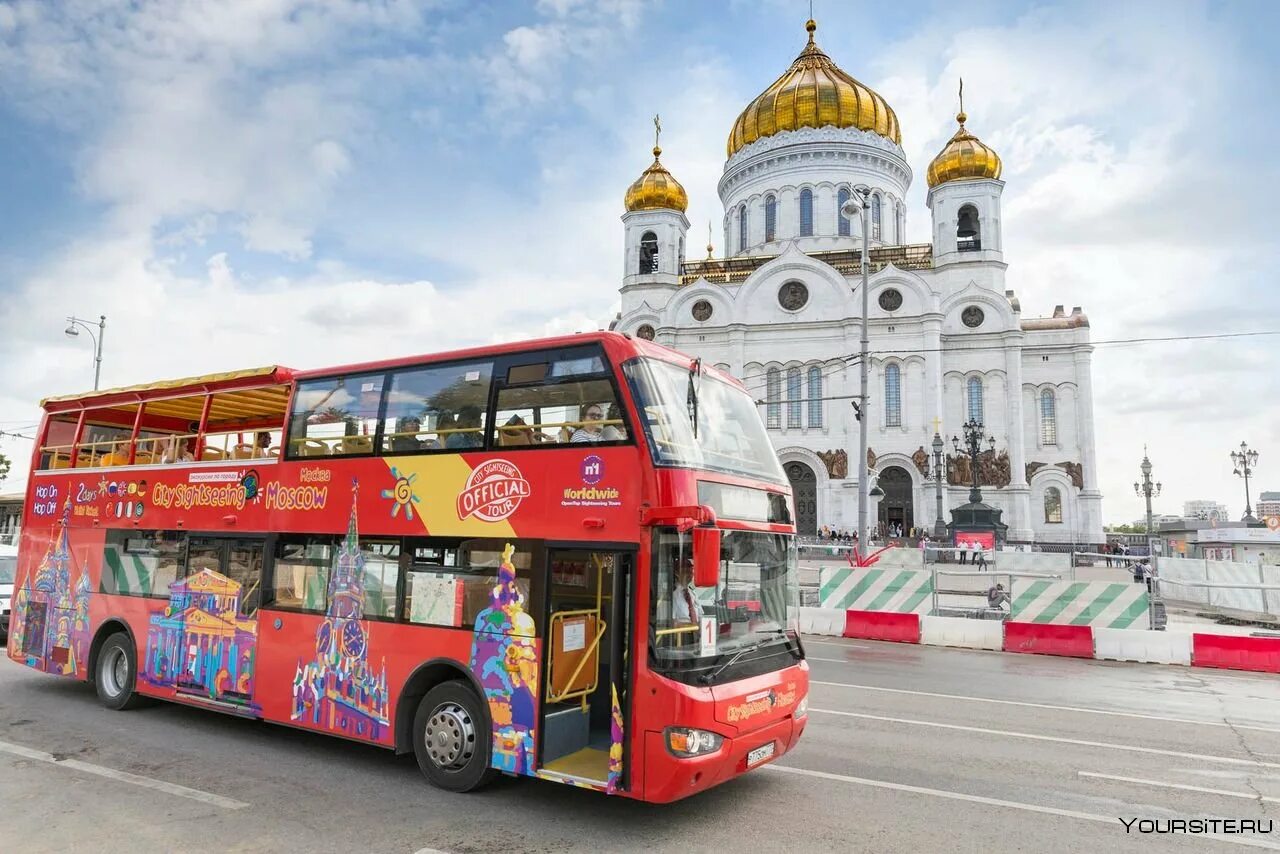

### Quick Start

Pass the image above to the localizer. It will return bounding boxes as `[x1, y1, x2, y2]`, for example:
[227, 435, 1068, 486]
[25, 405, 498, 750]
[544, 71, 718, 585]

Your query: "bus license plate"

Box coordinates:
[747, 742, 775, 767]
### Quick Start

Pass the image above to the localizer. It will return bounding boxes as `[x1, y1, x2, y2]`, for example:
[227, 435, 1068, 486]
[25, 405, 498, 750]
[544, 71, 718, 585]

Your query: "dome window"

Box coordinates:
[638, 231, 659, 274]
[738, 204, 748, 252]
[799, 189, 814, 237]
[871, 194, 882, 240]
[837, 188, 851, 236]
[957, 205, 981, 252]
[765, 195, 777, 242]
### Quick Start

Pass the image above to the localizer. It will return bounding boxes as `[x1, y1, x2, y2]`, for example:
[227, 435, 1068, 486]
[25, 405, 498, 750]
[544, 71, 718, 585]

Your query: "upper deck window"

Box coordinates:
[380, 360, 493, 454]
[288, 373, 385, 458]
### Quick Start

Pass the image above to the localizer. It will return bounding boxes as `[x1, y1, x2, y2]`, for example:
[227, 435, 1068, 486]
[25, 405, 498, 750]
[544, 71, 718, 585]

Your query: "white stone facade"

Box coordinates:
[615, 123, 1104, 546]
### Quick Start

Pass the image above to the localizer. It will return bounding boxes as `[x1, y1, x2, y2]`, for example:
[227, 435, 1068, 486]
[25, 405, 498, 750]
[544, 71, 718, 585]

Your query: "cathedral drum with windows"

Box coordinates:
[613, 19, 1102, 544]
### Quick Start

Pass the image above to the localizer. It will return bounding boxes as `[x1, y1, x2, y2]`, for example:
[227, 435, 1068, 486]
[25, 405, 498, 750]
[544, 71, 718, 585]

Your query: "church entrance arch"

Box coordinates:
[785, 461, 818, 536]
[876, 466, 914, 536]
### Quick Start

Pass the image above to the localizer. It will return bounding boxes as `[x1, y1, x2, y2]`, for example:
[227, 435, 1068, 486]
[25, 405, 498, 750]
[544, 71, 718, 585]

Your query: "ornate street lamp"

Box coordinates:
[1133, 447, 1162, 556]
[931, 430, 947, 538]
[65, 314, 106, 391]
[952, 420, 996, 505]
[1230, 441, 1260, 523]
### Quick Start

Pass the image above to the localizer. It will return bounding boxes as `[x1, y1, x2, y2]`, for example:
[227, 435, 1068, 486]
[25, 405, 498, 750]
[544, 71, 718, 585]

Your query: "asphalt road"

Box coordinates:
[1, 642, 1278, 853]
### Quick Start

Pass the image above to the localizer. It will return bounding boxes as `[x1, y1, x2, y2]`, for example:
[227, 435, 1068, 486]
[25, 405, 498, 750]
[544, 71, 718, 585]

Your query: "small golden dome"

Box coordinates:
[926, 111, 1003, 188]
[727, 19, 901, 157]
[624, 144, 689, 212]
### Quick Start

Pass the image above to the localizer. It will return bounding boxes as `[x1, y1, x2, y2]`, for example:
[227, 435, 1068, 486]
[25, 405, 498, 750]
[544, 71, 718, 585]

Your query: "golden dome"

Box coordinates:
[727, 19, 901, 157]
[624, 144, 689, 212]
[926, 110, 1003, 188]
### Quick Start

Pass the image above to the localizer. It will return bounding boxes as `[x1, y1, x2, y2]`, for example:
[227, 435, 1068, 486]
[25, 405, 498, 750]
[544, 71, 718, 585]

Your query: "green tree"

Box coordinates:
[0, 451, 9, 486]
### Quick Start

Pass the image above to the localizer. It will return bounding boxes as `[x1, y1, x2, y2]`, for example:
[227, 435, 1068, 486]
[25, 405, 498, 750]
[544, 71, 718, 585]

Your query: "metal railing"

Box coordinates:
[679, 243, 933, 285]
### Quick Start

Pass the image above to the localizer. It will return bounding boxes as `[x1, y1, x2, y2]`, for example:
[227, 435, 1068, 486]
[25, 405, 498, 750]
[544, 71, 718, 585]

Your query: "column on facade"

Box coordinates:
[921, 316, 945, 532]
[1072, 348, 1100, 492]
[1003, 333, 1032, 540]
[728, 325, 746, 378]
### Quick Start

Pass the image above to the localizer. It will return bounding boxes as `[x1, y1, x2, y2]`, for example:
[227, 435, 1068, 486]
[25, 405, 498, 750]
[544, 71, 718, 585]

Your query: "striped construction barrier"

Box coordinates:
[1009, 580, 1149, 629]
[819, 567, 933, 613]
[1003, 622, 1094, 658]
[920, 615, 1003, 651]
[1191, 634, 1280, 674]
[844, 610, 920, 643]
[1094, 627, 1191, 666]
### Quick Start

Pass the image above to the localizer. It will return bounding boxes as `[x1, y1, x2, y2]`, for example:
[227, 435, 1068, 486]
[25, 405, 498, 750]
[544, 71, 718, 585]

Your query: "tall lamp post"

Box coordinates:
[1231, 441, 1260, 523]
[1133, 447, 1162, 557]
[65, 314, 106, 391]
[841, 187, 872, 548]
[952, 420, 995, 504]
[931, 430, 947, 538]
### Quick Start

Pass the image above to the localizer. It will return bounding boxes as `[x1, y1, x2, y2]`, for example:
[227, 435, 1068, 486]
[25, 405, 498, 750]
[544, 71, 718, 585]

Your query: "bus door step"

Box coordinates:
[541, 703, 590, 765]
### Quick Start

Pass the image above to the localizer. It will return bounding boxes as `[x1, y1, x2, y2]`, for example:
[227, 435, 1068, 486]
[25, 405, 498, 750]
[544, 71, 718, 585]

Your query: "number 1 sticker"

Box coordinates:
[699, 616, 716, 657]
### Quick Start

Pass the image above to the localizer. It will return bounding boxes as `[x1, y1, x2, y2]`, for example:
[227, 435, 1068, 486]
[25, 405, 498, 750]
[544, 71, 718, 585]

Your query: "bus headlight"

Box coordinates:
[795, 695, 808, 719]
[665, 726, 724, 758]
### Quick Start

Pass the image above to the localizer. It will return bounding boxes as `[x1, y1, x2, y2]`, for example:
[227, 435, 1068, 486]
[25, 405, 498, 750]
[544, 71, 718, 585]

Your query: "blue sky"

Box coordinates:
[0, 0, 1277, 522]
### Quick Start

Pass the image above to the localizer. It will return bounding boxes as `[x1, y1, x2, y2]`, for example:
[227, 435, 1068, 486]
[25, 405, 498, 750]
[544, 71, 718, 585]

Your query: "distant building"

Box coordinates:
[1131, 514, 1181, 529]
[1258, 491, 1280, 518]
[0, 491, 22, 546]
[1183, 499, 1229, 523]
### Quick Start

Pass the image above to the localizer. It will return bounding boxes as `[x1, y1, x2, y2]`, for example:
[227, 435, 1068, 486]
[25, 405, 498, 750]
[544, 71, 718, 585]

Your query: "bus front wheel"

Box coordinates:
[94, 633, 147, 711]
[412, 680, 496, 793]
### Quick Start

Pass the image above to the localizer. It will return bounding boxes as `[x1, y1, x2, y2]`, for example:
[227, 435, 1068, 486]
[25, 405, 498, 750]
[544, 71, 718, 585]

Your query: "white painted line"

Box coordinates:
[765, 764, 1280, 851]
[1078, 771, 1280, 804]
[0, 739, 249, 810]
[811, 680, 1280, 734]
[809, 708, 1280, 770]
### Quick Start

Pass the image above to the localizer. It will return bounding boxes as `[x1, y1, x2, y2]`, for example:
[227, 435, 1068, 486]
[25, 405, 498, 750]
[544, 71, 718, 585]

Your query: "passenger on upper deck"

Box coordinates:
[601, 403, 626, 441]
[389, 417, 426, 452]
[255, 432, 275, 458]
[570, 404, 606, 443]
[446, 406, 483, 450]
[161, 435, 194, 464]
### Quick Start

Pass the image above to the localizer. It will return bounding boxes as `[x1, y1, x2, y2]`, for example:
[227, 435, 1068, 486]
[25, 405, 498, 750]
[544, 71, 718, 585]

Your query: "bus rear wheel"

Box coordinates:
[94, 633, 146, 711]
[412, 681, 496, 793]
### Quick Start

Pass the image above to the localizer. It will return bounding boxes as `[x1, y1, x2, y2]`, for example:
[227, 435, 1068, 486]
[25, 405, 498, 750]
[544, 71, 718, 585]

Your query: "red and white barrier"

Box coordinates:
[798, 606, 1279, 676]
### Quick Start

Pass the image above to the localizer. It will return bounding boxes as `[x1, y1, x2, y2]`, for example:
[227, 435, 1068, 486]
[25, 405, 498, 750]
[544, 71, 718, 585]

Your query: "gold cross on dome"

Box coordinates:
[653, 114, 662, 149]
[959, 78, 964, 115]
[932, 416, 943, 434]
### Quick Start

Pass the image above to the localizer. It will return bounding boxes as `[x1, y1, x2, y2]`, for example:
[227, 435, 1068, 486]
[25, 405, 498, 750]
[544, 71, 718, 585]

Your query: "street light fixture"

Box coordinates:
[1230, 441, 1260, 523]
[841, 186, 872, 548]
[64, 314, 107, 391]
[952, 420, 995, 505]
[1133, 447, 1162, 557]
[931, 430, 947, 538]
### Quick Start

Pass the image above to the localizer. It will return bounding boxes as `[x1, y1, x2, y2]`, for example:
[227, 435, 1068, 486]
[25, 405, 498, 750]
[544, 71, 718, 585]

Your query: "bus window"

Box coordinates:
[404, 541, 536, 629]
[38, 416, 79, 470]
[269, 538, 333, 612]
[380, 360, 493, 454]
[287, 373, 385, 458]
[103, 531, 186, 597]
[359, 539, 400, 620]
[493, 378, 626, 446]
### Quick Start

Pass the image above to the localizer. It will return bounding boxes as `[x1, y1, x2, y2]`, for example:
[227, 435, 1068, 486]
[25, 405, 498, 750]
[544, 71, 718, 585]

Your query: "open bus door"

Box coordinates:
[538, 548, 632, 791]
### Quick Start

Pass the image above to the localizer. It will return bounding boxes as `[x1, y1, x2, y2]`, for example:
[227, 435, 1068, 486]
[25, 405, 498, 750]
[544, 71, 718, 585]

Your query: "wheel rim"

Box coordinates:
[424, 701, 477, 770]
[101, 647, 127, 698]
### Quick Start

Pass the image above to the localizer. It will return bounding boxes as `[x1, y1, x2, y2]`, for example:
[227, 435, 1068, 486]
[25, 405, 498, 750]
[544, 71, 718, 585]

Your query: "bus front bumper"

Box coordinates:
[642, 713, 807, 803]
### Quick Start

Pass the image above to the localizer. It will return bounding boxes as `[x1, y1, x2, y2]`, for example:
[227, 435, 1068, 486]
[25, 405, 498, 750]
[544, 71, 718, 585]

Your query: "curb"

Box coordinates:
[800, 606, 1279, 675]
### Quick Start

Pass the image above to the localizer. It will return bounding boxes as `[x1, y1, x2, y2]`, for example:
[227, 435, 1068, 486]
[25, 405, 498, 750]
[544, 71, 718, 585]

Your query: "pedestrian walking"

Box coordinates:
[958, 538, 968, 565]
[976, 545, 988, 571]
[1103, 542, 1112, 568]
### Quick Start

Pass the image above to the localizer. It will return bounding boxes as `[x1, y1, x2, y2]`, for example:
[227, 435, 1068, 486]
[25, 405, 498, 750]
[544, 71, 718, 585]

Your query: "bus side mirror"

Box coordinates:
[692, 527, 721, 588]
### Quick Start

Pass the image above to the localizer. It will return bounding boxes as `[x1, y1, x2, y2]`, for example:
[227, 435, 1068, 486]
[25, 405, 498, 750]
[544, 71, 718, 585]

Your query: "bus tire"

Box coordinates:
[412, 680, 496, 793]
[94, 633, 146, 711]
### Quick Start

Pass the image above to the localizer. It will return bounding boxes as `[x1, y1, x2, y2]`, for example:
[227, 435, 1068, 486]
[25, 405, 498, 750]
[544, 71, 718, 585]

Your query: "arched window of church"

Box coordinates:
[885, 363, 902, 427]
[967, 376, 984, 424]
[871, 193, 882, 240]
[738, 204, 748, 252]
[799, 189, 814, 237]
[1040, 388, 1058, 445]
[1044, 487, 1063, 524]
[837, 188, 851, 237]
[787, 367, 802, 428]
[638, 231, 658, 274]
[766, 368, 781, 429]
[808, 366, 823, 427]
[957, 204, 981, 251]
[765, 195, 777, 242]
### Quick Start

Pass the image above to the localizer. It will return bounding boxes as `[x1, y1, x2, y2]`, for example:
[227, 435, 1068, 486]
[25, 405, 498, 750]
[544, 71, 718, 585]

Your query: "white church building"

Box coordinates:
[613, 19, 1104, 545]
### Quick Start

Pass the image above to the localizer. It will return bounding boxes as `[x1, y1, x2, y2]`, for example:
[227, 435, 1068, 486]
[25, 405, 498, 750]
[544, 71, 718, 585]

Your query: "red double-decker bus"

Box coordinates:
[7, 332, 806, 802]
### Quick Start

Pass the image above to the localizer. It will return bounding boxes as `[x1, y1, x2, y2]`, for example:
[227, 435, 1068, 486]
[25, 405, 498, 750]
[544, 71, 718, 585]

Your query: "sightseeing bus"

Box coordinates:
[7, 331, 806, 802]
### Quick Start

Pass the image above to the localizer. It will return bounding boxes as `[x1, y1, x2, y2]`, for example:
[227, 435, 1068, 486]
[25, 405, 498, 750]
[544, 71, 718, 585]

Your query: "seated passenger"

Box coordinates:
[254, 431, 275, 458]
[100, 441, 134, 466]
[389, 417, 426, 452]
[445, 406, 484, 449]
[570, 404, 606, 443]
[498, 414, 534, 447]
[601, 403, 626, 441]
[161, 435, 194, 464]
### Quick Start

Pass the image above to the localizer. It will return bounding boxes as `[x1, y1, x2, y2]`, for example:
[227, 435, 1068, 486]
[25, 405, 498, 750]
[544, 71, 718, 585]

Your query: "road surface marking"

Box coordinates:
[765, 765, 1280, 851]
[811, 680, 1280, 734]
[809, 708, 1280, 770]
[0, 739, 249, 810]
[1078, 771, 1280, 804]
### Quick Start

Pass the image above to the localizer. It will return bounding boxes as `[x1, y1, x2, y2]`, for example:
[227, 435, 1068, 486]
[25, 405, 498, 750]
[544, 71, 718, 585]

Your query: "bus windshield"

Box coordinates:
[624, 358, 784, 484]
[650, 529, 800, 686]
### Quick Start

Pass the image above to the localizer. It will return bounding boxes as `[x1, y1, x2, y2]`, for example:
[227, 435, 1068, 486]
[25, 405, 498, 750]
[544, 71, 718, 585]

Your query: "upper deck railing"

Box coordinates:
[679, 244, 933, 285]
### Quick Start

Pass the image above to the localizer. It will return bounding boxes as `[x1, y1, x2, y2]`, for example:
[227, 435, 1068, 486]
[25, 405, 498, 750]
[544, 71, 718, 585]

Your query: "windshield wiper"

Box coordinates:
[686, 358, 701, 438]
[698, 631, 786, 685]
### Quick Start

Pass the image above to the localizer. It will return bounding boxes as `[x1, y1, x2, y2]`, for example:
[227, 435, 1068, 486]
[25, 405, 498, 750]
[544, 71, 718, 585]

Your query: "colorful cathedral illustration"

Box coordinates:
[9, 501, 90, 677]
[292, 481, 390, 741]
